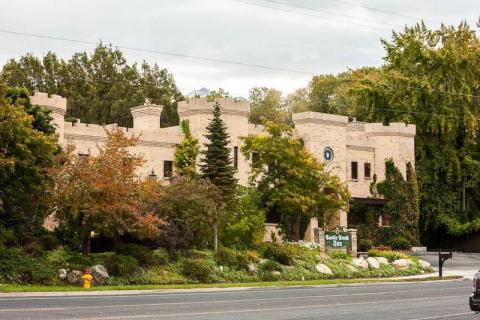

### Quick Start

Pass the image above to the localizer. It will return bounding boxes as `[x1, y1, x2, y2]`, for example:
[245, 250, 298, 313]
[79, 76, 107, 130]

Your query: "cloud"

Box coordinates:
[0, 0, 478, 97]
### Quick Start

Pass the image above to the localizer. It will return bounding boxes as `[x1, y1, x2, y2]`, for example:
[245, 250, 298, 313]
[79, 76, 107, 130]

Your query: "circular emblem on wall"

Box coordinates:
[323, 147, 334, 162]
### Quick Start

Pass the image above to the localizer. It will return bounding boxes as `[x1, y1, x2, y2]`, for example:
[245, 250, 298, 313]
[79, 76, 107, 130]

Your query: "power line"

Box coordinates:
[325, 0, 441, 25]
[259, 0, 405, 29]
[0, 29, 315, 76]
[1, 27, 478, 100]
[231, 0, 392, 31]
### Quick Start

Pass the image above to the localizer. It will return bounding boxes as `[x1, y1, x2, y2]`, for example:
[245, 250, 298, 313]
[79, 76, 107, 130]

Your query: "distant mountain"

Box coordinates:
[187, 87, 247, 101]
[188, 87, 211, 97]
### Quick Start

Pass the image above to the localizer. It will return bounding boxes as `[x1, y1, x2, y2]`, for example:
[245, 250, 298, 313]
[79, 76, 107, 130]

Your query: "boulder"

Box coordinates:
[66, 270, 83, 285]
[58, 268, 68, 280]
[366, 257, 380, 269]
[271, 270, 281, 276]
[346, 265, 358, 273]
[418, 259, 431, 268]
[315, 263, 333, 275]
[247, 263, 257, 274]
[91, 265, 109, 284]
[375, 257, 389, 265]
[351, 257, 369, 270]
[259, 259, 269, 265]
[392, 259, 411, 269]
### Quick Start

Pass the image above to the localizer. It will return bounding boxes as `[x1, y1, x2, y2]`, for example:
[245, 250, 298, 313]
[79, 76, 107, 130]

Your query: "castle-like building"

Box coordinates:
[31, 91, 416, 242]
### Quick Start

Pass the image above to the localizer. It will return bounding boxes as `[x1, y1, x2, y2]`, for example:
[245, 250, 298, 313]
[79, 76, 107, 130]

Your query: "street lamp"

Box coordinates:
[148, 168, 157, 180]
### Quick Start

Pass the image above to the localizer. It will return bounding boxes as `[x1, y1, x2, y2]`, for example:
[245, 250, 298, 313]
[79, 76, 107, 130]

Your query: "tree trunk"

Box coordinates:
[82, 230, 91, 255]
[293, 216, 301, 242]
[462, 176, 466, 213]
[213, 223, 218, 253]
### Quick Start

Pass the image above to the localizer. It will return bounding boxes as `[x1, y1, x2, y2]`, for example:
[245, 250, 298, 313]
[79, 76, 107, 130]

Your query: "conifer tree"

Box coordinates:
[200, 102, 237, 252]
[200, 102, 237, 199]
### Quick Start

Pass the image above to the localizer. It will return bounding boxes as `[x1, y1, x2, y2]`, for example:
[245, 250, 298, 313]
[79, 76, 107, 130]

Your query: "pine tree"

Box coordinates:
[200, 102, 237, 199]
[200, 102, 237, 252]
[406, 162, 420, 245]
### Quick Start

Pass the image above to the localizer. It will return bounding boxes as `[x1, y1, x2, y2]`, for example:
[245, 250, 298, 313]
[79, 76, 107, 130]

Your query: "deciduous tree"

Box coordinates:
[241, 121, 349, 241]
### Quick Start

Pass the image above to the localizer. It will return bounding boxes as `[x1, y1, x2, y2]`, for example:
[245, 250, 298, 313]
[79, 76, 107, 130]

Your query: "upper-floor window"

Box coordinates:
[233, 146, 238, 169]
[351, 161, 358, 180]
[364, 163, 371, 179]
[163, 160, 173, 178]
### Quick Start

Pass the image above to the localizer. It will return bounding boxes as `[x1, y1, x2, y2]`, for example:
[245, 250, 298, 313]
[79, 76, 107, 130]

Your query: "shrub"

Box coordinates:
[245, 250, 260, 263]
[66, 253, 94, 270]
[185, 249, 214, 260]
[367, 249, 409, 262]
[259, 260, 281, 272]
[115, 244, 155, 266]
[0, 227, 17, 247]
[45, 247, 72, 266]
[105, 254, 139, 276]
[38, 234, 59, 250]
[0, 248, 56, 284]
[129, 266, 187, 285]
[182, 258, 215, 283]
[23, 242, 43, 256]
[390, 237, 410, 250]
[215, 247, 249, 270]
[262, 244, 293, 265]
[153, 248, 170, 265]
[328, 251, 351, 260]
[358, 239, 373, 252]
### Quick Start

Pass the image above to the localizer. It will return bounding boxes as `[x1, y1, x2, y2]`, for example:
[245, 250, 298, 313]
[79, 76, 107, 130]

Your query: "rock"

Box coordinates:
[315, 263, 333, 275]
[346, 265, 358, 273]
[91, 265, 109, 284]
[318, 253, 331, 261]
[58, 268, 68, 280]
[247, 263, 257, 274]
[418, 259, 431, 268]
[351, 257, 369, 270]
[366, 257, 380, 269]
[375, 257, 389, 265]
[392, 259, 411, 269]
[133, 266, 146, 276]
[259, 259, 269, 264]
[271, 270, 281, 276]
[66, 270, 83, 285]
[218, 265, 224, 272]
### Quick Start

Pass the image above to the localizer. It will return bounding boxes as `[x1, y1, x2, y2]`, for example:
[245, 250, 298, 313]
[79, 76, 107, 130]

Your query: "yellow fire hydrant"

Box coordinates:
[82, 268, 93, 289]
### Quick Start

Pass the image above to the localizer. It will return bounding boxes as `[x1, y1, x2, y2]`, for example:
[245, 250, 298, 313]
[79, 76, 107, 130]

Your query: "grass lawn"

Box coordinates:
[0, 276, 462, 293]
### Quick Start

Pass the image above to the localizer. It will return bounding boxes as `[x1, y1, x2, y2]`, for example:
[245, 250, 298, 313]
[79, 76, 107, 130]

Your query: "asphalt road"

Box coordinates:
[0, 280, 475, 320]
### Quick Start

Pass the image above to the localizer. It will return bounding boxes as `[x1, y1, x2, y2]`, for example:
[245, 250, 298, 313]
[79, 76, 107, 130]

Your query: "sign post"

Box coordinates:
[325, 226, 350, 249]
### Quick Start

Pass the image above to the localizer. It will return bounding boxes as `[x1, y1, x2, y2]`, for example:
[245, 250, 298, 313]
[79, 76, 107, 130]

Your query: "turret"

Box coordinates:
[130, 99, 163, 130]
[30, 91, 67, 141]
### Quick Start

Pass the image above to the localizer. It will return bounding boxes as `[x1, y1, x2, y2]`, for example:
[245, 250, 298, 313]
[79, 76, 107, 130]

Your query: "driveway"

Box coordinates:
[412, 251, 480, 279]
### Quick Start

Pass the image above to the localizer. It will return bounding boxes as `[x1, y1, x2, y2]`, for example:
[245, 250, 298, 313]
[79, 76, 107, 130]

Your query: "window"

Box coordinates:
[351, 161, 358, 180]
[163, 160, 173, 178]
[233, 146, 238, 169]
[364, 163, 371, 179]
[252, 151, 260, 165]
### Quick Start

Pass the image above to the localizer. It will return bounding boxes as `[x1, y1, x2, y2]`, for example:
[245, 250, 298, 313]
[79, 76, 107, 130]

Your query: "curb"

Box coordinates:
[0, 275, 464, 298]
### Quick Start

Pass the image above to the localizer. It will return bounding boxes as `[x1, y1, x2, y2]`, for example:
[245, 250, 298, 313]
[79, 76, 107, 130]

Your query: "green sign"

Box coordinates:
[325, 232, 350, 248]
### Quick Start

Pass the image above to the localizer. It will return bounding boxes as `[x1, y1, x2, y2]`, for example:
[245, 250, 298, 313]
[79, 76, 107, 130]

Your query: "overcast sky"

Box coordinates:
[0, 0, 478, 97]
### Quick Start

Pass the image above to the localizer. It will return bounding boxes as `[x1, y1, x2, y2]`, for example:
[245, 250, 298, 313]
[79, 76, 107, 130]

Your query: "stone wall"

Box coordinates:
[32, 93, 416, 242]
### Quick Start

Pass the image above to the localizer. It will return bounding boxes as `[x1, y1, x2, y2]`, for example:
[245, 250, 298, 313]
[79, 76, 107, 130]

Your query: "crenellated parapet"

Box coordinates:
[178, 98, 250, 118]
[30, 91, 67, 115]
[365, 122, 416, 137]
[292, 112, 348, 127]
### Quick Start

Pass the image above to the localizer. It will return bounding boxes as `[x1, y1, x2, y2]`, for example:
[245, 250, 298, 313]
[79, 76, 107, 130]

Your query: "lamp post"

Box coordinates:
[148, 169, 157, 180]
